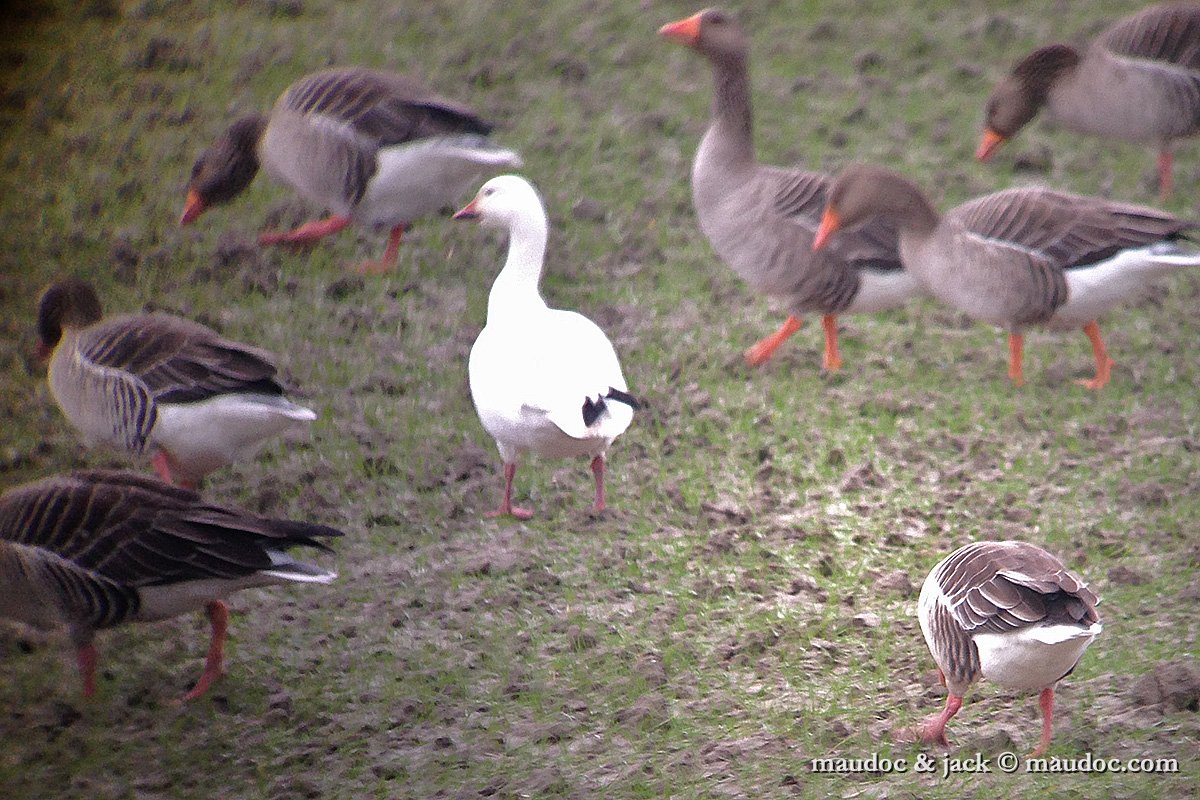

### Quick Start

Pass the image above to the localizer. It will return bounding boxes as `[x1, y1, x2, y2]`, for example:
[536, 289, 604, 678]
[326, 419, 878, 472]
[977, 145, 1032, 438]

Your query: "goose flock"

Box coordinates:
[6, 2, 1198, 759]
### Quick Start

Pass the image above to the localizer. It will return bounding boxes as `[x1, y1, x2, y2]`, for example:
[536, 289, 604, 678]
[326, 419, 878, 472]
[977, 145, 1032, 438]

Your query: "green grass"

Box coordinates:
[1, 0, 1198, 798]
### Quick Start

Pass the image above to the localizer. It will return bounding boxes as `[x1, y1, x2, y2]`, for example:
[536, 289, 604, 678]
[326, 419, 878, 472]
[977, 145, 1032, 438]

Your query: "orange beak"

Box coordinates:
[812, 207, 841, 251]
[658, 13, 703, 45]
[453, 196, 481, 220]
[976, 128, 1006, 162]
[180, 189, 207, 225]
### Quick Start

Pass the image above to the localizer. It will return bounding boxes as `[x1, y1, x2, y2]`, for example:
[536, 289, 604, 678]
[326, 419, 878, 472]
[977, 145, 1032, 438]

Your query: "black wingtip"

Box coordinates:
[604, 387, 641, 411]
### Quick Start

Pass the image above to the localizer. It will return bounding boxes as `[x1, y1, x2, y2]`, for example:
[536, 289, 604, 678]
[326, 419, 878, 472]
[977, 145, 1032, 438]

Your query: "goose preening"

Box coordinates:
[978, 2, 1200, 199]
[908, 540, 1101, 756]
[658, 9, 920, 370]
[181, 67, 522, 274]
[0, 470, 340, 702]
[37, 279, 317, 487]
[813, 164, 1200, 389]
[453, 176, 637, 519]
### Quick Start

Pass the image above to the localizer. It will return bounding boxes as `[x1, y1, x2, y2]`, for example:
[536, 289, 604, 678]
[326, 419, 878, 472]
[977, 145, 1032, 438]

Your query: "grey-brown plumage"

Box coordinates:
[0, 469, 340, 700]
[815, 163, 1200, 388]
[183, 67, 522, 272]
[980, 3, 1200, 197]
[659, 9, 920, 369]
[910, 541, 1101, 755]
[37, 279, 317, 487]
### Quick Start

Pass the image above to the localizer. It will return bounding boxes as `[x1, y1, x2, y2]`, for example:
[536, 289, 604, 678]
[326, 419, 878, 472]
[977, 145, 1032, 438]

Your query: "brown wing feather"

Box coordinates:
[281, 68, 493, 146]
[0, 470, 340, 590]
[78, 314, 285, 404]
[936, 541, 1100, 636]
[1099, 3, 1200, 71]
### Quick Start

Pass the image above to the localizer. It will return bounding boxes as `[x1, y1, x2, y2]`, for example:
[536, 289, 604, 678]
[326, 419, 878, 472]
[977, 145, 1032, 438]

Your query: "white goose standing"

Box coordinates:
[454, 176, 637, 519]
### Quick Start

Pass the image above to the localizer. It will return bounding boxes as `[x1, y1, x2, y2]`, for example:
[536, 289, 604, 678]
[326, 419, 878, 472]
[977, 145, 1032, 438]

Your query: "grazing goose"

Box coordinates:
[181, 67, 522, 274]
[910, 540, 1101, 756]
[0, 470, 340, 702]
[658, 9, 920, 370]
[453, 176, 637, 519]
[37, 279, 317, 487]
[813, 164, 1200, 389]
[978, 2, 1200, 199]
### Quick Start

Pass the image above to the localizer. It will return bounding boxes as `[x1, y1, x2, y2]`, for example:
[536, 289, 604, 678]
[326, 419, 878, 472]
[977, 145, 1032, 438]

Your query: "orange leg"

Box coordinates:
[258, 214, 352, 247]
[355, 224, 406, 275]
[744, 315, 802, 367]
[821, 314, 843, 371]
[1030, 686, 1055, 757]
[1075, 320, 1115, 391]
[150, 451, 197, 490]
[1007, 332, 1025, 386]
[487, 462, 533, 520]
[1158, 148, 1174, 201]
[77, 642, 98, 699]
[178, 601, 229, 703]
[590, 455, 606, 513]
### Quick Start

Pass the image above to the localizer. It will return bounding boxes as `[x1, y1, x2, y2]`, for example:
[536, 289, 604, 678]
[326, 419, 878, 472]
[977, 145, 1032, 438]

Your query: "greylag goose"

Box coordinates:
[181, 67, 522, 274]
[909, 540, 1101, 756]
[0, 470, 340, 701]
[978, 2, 1200, 199]
[453, 176, 638, 519]
[37, 279, 317, 487]
[813, 164, 1200, 389]
[658, 9, 920, 369]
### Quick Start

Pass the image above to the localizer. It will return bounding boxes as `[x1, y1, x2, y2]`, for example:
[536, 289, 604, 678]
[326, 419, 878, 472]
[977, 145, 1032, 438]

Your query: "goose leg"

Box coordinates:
[900, 692, 963, 748]
[1007, 333, 1025, 386]
[1075, 321, 1115, 391]
[76, 642, 98, 698]
[1157, 148, 1174, 201]
[1030, 686, 1055, 757]
[258, 214, 352, 247]
[744, 315, 802, 366]
[178, 600, 229, 703]
[821, 314, 843, 371]
[590, 455, 606, 513]
[356, 224, 406, 275]
[487, 462, 533, 520]
[151, 451, 197, 490]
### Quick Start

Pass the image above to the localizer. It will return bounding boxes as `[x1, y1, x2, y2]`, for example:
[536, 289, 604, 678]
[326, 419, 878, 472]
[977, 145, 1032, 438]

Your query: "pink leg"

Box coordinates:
[486, 463, 533, 520]
[590, 455, 606, 513]
[898, 692, 963, 747]
[258, 214, 352, 247]
[1031, 686, 1055, 757]
[1158, 148, 1174, 201]
[355, 224, 406, 275]
[77, 642, 98, 699]
[178, 600, 229, 703]
[150, 451, 197, 490]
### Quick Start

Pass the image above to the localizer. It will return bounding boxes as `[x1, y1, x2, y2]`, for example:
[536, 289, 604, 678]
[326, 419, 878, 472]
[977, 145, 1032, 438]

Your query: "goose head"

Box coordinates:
[979, 44, 1081, 161]
[813, 163, 937, 250]
[181, 114, 268, 224]
[453, 175, 544, 231]
[36, 278, 103, 358]
[659, 8, 749, 64]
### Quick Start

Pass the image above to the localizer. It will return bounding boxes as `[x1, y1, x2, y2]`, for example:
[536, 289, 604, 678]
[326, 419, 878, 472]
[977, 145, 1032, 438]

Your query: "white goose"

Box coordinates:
[910, 540, 1102, 756]
[37, 279, 318, 488]
[0, 470, 339, 702]
[453, 176, 638, 519]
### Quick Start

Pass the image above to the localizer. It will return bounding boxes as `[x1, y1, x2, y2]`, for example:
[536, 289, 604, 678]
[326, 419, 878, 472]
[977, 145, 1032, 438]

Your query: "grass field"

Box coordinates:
[1, 1, 1197, 798]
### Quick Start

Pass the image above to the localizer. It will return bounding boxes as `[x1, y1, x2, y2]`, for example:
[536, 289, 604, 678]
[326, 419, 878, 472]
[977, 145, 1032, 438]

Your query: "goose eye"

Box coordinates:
[483, 188, 496, 197]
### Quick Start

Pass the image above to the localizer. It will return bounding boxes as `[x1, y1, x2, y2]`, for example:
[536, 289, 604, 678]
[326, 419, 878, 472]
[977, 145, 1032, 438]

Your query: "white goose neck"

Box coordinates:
[486, 209, 550, 322]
